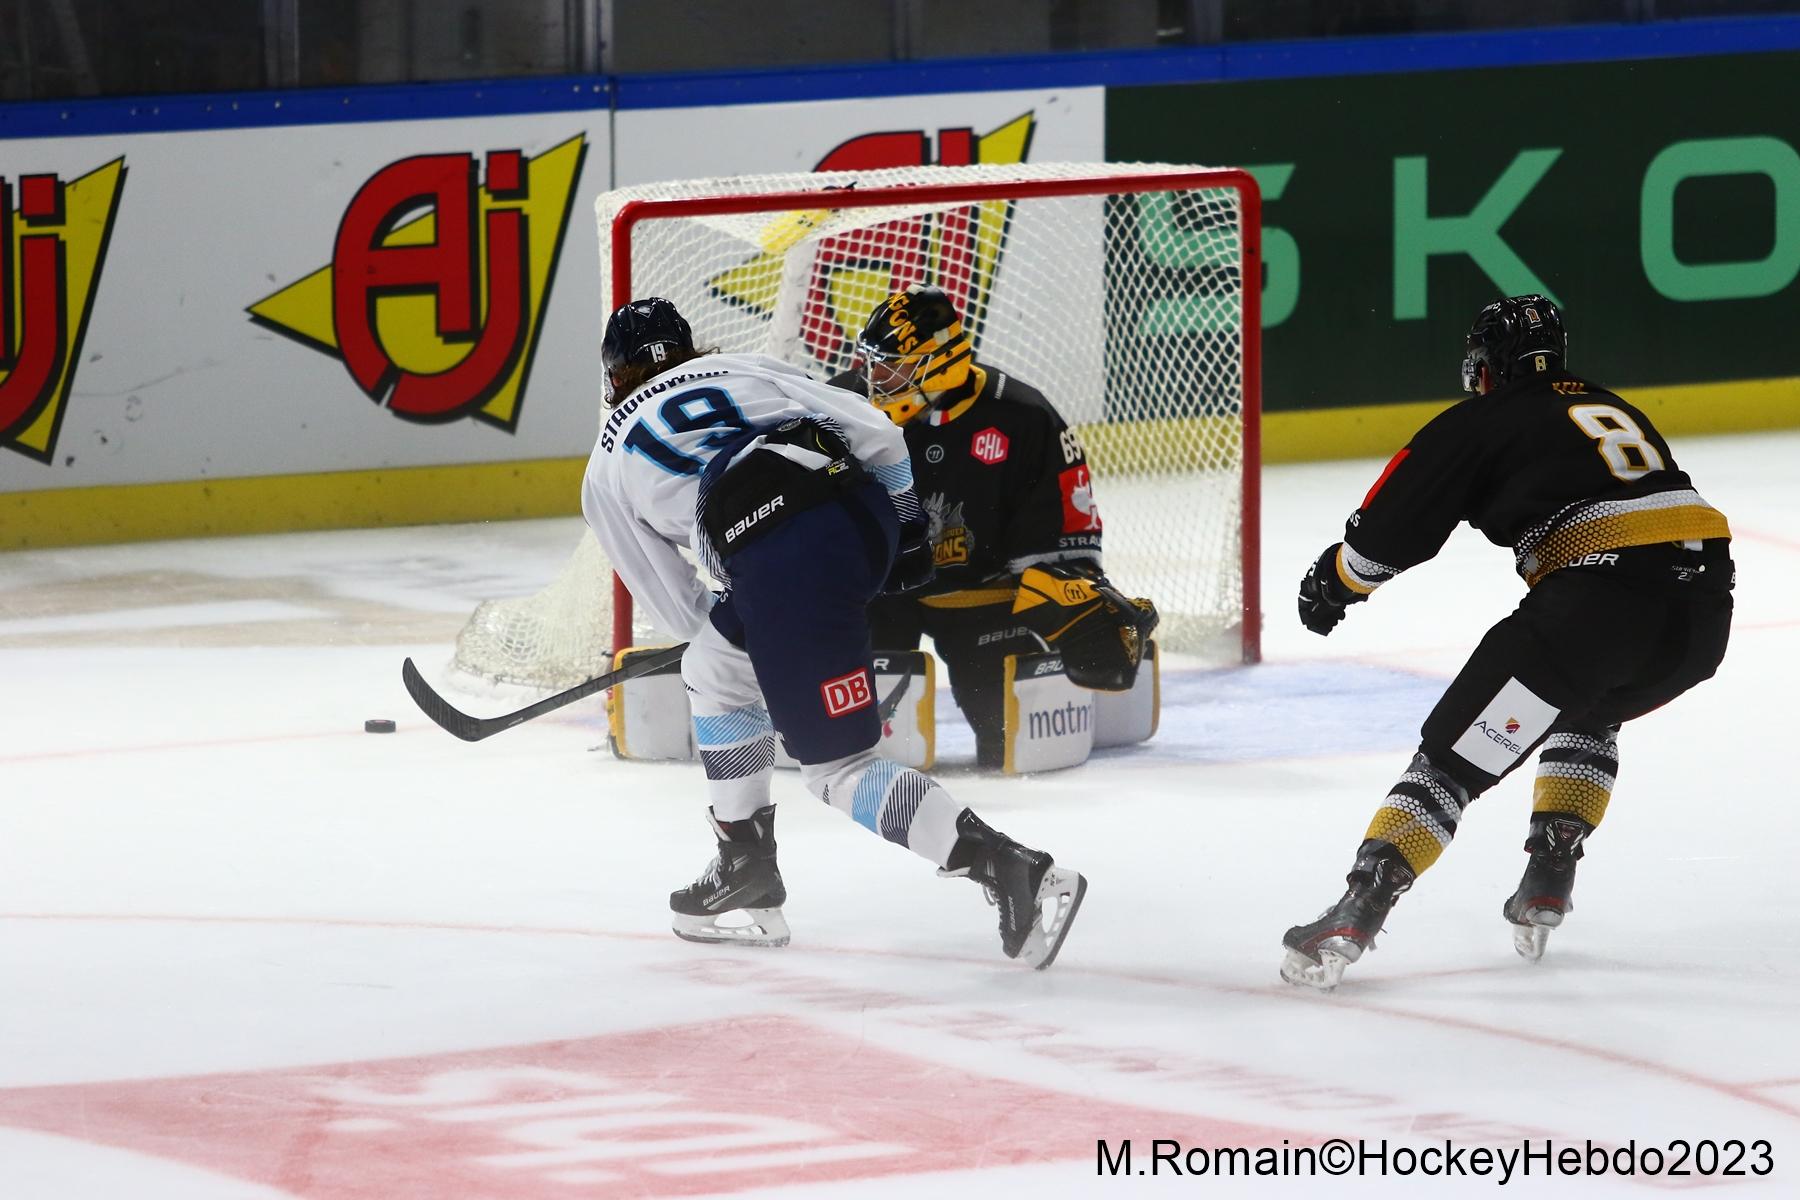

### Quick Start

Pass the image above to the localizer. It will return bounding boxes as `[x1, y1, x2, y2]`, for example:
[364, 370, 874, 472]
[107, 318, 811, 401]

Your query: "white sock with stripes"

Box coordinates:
[691, 702, 776, 823]
[801, 749, 963, 868]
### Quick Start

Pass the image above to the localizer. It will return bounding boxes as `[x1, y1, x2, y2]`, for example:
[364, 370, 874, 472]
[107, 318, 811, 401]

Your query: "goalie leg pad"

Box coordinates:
[1000, 651, 1095, 774]
[1092, 639, 1160, 748]
[608, 646, 697, 761]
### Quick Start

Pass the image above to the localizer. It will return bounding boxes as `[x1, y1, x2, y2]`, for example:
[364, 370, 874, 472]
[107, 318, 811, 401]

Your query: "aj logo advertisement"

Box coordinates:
[0, 160, 127, 465]
[250, 134, 585, 430]
[707, 113, 1034, 370]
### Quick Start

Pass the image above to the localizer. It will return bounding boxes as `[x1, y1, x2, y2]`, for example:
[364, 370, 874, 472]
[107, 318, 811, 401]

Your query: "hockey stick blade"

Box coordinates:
[401, 642, 690, 743]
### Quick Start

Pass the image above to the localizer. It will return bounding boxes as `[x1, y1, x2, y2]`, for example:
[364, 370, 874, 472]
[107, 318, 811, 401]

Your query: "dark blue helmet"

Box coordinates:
[602, 297, 694, 374]
[1461, 295, 1567, 392]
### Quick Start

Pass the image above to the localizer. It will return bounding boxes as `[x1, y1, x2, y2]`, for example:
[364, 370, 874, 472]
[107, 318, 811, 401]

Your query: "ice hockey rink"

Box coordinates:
[3, 429, 1795, 1199]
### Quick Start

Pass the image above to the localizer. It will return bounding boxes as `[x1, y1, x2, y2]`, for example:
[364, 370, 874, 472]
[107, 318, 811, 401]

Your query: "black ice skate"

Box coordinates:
[1281, 842, 1415, 991]
[1502, 814, 1590, 962]
[670, 805, 790, 948]
[940, 810, 1086, 969]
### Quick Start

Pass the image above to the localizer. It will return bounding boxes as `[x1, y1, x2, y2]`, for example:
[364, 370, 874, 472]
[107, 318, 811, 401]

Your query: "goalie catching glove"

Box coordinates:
[1012, 564, 1158, 691]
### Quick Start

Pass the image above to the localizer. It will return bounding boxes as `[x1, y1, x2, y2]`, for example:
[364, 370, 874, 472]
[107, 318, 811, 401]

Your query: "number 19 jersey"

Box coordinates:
[582, 352, 910, 640]
[1334, 370, 1731, 595]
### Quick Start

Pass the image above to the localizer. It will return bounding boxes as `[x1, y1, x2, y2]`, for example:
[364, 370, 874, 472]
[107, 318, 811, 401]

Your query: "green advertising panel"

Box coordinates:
[1108, 52, 1800, 416]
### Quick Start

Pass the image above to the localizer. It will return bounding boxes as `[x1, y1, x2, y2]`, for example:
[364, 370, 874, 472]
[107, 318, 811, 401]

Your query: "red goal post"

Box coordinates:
[450, 164, 1261, 692]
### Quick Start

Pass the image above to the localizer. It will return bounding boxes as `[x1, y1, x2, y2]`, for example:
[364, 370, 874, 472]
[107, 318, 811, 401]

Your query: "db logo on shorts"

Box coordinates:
[821, 668, 875, 717]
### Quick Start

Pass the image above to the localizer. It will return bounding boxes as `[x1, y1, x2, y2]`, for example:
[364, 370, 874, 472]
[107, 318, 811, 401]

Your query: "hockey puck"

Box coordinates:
[364, 718, 397, 734]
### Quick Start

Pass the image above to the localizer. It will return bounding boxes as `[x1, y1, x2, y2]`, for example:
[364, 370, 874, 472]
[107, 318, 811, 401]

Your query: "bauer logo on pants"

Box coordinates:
[821, 668, 875, 718]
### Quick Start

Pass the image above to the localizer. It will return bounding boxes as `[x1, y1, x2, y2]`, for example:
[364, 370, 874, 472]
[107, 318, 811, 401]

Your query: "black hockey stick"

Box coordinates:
[401, 643, 690, 743]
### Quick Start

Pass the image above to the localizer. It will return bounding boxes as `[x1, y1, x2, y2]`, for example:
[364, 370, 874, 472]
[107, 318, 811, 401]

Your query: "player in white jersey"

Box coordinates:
[581, 298, 1086, 968]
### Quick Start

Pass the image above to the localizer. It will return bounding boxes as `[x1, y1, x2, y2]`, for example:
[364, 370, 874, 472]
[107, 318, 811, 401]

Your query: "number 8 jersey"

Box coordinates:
[1333, 369, 1731, 596]
[582, 352, 912, 641]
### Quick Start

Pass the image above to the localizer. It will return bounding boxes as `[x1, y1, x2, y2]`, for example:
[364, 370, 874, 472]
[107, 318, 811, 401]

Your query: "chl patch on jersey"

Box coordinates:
[971, 427, 1010, 465]
[1451, 677, 1559, 776]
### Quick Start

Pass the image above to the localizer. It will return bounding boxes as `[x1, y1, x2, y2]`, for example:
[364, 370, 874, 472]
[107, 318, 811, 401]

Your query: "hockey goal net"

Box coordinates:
[452, 163, 1261, 690]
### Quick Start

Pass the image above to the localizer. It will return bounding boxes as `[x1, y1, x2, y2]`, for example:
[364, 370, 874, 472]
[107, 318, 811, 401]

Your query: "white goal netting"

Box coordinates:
[453, 163, 1259, 690]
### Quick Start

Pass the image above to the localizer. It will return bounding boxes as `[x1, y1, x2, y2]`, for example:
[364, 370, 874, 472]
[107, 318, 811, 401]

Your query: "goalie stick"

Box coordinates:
[876, 657, 913, 724]
[405, 645, 912, 744]
[402, 643, 689, 743]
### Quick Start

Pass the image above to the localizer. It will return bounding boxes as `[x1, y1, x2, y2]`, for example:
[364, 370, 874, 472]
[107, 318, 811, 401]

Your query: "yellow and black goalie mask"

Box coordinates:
[854, 284, 976, 425]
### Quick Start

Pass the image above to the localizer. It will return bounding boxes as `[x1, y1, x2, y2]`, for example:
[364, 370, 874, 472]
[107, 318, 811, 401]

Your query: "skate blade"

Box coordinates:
[1017, 867, 1087, 970]
[672, 907, 791, 949]
[1511, 922, 1551, 962]
[1280, 946, 1354, 991]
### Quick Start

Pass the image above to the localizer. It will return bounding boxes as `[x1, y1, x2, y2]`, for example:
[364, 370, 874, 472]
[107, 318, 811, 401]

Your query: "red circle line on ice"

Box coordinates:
[4, 911, 1796, 1131]
[0, 912, 1316, 1199]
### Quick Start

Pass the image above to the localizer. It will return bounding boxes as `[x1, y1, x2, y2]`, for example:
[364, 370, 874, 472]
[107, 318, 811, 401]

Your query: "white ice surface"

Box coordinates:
[2, 431, 1797, 1199]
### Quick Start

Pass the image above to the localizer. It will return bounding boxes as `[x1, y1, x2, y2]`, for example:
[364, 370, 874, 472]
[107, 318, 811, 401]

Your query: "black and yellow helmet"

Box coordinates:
[855, 285, 976, 425]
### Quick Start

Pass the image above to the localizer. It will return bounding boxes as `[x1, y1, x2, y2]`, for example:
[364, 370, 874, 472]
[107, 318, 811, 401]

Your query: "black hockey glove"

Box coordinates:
[1298, 543, 1367, 636]
[884, 490, 937, 595]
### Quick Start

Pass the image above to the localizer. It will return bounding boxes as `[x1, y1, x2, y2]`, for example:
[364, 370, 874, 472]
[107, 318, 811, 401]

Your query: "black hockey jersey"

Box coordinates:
[1337, 370, 1730, 593]
[827, 365, 1103, 596]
